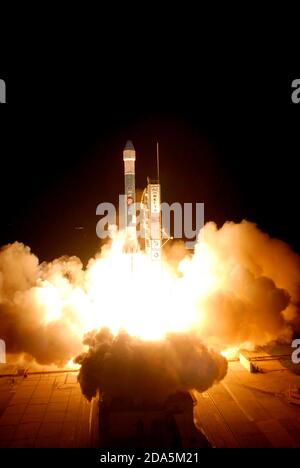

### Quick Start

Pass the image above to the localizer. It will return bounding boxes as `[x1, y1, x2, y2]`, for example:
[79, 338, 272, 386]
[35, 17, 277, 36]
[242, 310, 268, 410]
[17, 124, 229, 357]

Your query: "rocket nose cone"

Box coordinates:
[124, 140, 135, 151]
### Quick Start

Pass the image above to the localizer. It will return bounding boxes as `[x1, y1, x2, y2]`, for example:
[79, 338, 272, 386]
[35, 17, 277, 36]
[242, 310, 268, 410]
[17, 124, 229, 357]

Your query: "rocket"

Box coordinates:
[122, 140, 162, 260]
[123, 140, 137, 249]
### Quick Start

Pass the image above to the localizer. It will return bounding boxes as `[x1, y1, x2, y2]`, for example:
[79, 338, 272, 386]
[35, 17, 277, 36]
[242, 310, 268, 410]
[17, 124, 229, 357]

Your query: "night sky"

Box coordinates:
[0, 56, 299, 264]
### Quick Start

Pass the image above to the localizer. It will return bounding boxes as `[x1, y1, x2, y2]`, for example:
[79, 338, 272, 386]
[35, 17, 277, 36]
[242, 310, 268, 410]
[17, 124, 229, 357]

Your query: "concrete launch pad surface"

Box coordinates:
[0, 356, 300, 448]
[194, 359, 300, 448]
[0, 370, 98, 448]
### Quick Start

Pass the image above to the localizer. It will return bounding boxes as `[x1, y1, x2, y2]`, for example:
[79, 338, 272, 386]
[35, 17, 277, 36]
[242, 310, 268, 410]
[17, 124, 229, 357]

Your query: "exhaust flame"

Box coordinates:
[0, 220, 299, 366]
[220, 347, 240, 360]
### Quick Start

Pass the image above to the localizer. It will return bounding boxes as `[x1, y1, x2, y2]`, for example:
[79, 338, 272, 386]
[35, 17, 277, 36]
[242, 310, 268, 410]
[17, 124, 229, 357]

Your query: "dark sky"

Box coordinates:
[0, 56, 299, 263]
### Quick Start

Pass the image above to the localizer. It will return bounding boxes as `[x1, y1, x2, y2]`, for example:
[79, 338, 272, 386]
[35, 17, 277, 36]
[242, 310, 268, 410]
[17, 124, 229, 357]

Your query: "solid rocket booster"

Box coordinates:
[123, 140, 137, 244]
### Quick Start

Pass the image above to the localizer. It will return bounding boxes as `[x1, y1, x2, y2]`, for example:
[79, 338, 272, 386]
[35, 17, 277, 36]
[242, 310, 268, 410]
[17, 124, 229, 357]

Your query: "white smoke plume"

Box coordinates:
[0, 220, 299, 366]
[189, 221, 300, 347]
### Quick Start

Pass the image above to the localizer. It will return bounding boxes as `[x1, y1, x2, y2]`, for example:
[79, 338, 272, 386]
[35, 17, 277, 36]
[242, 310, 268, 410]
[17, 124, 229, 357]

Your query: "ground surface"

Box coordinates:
[194, 356, 300, 448]
[1, 354, 300, 448]
[0, 367, 98, 448]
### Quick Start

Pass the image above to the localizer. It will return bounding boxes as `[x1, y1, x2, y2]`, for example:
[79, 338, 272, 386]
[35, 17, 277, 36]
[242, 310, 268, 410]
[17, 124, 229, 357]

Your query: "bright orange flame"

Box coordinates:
[38, 231, 222, 342]
[35, 229, 265, 366]
[221, 346, 240, 360]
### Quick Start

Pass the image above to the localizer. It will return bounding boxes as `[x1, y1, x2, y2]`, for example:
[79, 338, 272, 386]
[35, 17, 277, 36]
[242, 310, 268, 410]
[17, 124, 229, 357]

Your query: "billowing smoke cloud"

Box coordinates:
[0, 242, 84, 365]
[0, 220, 300, 366]
[75, 328, 227, 402]
[192, 221, 300, 347]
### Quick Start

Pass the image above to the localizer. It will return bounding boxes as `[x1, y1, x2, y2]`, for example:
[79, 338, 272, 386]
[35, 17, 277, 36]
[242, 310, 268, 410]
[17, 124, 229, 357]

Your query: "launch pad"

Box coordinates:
[0, 366, 98, 448]
[1, 349, 300, 448]
[194, 348, 300, 448]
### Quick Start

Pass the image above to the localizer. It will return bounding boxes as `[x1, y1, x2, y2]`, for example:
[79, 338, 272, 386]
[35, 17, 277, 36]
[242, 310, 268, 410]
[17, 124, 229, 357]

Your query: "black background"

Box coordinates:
[0, 44, 299, 264]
